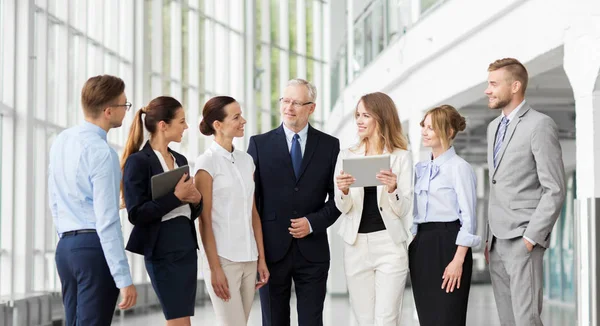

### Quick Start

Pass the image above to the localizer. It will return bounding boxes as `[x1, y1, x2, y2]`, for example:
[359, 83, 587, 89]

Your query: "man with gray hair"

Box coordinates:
[248, 78, 341, 326]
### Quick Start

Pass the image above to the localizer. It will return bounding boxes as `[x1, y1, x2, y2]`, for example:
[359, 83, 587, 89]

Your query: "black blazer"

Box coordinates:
[248, 124, 341, 263]
[123, 142, 202, 258]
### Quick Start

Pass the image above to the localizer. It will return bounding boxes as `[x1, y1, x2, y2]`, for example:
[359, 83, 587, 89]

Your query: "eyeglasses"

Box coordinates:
[111, 102, 132, 111]
[279, 98, 314, 109]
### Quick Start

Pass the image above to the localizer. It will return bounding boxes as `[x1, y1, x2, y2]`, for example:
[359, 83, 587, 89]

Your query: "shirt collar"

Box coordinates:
[502, 99, 527, 122]
[431, 146, 456, 166]
[82, 120, 108, 141]
[210, 140, 235, 159]
[282, 123, 309, 142]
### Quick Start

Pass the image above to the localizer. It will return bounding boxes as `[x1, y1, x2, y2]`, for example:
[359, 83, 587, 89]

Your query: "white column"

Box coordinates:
[0, 0, 17, 296]
[296, 0, 307, 79]
[12, 0, 35, 294]
[322, 1, 332, 120]
[244, 0, 256, 145]
[345, 0, 354, 84]
[408, 109, 426, 165]
[563, 1, 600, 325]
[279, 0, 289, 95]
[260, 0, 271, 133]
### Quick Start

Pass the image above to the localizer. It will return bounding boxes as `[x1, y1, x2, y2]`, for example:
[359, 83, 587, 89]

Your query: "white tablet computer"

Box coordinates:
[151, 165, 190, 200]
[342, 154, 390, 188]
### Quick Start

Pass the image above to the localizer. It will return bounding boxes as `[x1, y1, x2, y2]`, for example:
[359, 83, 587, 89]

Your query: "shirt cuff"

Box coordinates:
[455, 230, 482, 248]
[523, 236, 536, 246]
[115, 274, 133, 289]
[305, 217, 313, 234]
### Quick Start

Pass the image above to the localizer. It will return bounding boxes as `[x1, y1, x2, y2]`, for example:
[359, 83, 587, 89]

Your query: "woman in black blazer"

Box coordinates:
[121, 96, 202, 325]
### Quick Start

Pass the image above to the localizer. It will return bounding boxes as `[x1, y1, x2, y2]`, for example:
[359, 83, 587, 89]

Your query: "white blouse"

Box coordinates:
[153, 150, 192, 222]
[193, 141, 258, 262]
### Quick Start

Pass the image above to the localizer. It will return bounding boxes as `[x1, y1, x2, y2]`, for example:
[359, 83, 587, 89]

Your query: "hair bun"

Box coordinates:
[457, 116, 467, 132]
[199, 119, 214, 136]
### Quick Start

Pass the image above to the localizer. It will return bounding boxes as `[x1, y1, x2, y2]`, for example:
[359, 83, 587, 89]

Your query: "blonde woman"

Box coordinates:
[334, 92, 413, 325]
[409, 105, 480, 326]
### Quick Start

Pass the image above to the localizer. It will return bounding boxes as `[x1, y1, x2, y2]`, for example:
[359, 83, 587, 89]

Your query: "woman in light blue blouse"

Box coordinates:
[409, 104, 481, 326]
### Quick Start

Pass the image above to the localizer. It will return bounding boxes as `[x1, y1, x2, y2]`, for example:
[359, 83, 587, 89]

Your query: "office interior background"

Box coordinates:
[0, 0, 599, 325]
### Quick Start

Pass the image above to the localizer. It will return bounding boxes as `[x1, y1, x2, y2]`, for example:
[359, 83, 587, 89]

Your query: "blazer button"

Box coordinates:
[492, 180, 497, 184]
[294, 187, 299, 192]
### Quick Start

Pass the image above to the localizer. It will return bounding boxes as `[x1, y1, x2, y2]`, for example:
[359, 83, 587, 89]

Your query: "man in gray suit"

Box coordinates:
[483, 58, 566, 326]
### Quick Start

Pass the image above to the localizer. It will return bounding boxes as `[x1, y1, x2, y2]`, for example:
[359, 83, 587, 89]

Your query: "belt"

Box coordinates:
[61, 229, 96, 238]
[417, 220, 460, 232]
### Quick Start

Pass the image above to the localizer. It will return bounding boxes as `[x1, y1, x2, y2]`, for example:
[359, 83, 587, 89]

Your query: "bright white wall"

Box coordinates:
[326, 0, 568, 142]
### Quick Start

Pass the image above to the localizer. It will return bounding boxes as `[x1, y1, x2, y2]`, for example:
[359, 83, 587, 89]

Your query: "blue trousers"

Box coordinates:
[55, 232, 120, 326]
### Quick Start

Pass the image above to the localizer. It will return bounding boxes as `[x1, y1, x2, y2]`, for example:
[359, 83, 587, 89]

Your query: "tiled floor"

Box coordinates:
[114, 284, 575, 325]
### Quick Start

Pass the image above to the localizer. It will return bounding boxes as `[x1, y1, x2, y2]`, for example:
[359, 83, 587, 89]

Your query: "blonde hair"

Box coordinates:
[488, 58, 529, 95]
[354, 92, 408, 153]
[420, 104, 466, 149]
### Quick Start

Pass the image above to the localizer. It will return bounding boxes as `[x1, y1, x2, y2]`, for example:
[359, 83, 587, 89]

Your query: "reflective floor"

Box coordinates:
[114, 284, 575, 325]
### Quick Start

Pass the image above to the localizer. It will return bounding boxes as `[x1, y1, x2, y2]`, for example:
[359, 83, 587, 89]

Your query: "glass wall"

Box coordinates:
[255, 0, 328, 132]
[0, 0, 329, 297]
[331, 0, 445, 105]
[544, 171, 576, 305]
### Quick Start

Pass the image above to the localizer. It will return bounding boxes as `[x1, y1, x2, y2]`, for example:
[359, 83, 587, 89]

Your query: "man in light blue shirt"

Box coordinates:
[49, 75, 137, 325]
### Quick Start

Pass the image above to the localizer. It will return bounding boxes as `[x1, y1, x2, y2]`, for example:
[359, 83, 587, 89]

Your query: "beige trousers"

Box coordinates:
[204, 256, 258, 326]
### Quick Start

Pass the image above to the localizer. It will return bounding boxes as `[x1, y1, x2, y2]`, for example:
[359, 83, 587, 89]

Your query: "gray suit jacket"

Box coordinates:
[486, 104, 566, 249]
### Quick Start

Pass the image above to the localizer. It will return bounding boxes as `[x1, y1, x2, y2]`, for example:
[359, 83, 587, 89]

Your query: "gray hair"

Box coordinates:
[287, 78, 317, 103]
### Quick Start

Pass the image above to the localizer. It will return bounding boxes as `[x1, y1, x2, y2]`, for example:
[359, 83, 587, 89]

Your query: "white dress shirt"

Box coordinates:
[153, 150, 192, 222]
[499, 100, 536, 246]
[194, 141, 258, 262]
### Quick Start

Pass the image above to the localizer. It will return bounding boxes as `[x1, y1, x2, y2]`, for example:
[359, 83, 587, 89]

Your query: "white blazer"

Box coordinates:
[334, 146, 414, 248]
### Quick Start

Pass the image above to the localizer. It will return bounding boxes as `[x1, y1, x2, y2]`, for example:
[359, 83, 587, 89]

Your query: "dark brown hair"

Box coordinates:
[120, 96, 183, 198]
[80, 75, 125, 118]
[420, 104, 467, 149]
[488, 58, 529, 95]
[199, 96, 237, 136]
[354, 92, 408, 153]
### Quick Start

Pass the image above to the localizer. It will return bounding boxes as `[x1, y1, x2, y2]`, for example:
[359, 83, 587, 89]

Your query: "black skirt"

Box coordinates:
[408, 220, 473, 326]
[145, 216, 198, 320]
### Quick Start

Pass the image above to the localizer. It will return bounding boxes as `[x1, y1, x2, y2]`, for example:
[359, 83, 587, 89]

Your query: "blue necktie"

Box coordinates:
[493, 117, 509, 168]
[291, 134, 302, 178]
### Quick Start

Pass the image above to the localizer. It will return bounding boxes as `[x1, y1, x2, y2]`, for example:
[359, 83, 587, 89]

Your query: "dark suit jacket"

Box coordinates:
[123, 142, 202, 258]
[248, 124, 341, 263]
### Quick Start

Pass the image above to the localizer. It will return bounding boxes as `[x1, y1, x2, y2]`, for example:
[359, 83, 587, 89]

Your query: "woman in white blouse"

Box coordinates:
[334, 92, 413, 325]
[194, 96, 269, 326]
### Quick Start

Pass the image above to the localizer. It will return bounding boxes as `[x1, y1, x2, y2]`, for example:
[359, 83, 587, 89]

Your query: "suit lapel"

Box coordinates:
[296, 125, 319, 183]
[142, 142, 166, 174]
[492, 105, 531, 177]
[273, 125, 297, 181]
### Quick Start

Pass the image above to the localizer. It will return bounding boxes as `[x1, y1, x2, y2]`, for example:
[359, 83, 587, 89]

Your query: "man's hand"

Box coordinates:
[523, 238, 534, 252]
[118, 284, 137, 310]
[289, 218, 310, 238]
[484, 242, 490, 264]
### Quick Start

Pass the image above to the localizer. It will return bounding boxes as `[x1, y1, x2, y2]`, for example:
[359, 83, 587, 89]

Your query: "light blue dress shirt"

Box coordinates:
[282, 122, 308, 155]
[48, 121, 132, 288]
[412, 147, 481, 247]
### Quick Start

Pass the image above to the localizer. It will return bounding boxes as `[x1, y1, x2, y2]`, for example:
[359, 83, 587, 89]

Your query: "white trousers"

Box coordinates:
[344, 230, 409, 326]
[204, 256, 257, 326]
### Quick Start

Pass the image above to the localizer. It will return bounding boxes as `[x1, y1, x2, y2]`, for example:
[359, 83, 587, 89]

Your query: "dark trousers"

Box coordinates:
[259, 239, 330, 326]
[409, 221, 473, 326]
[55, 232, 120, 326]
